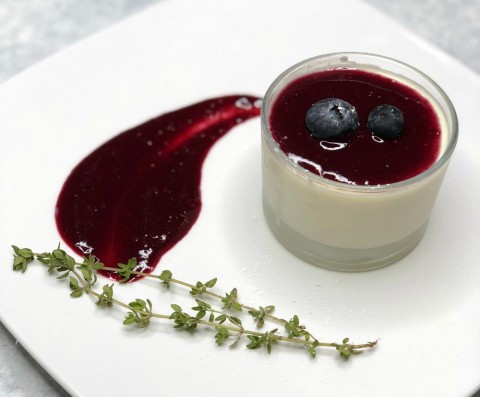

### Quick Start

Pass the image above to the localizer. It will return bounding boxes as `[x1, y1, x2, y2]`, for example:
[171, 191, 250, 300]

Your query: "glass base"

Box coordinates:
[263, 200, 428, 272]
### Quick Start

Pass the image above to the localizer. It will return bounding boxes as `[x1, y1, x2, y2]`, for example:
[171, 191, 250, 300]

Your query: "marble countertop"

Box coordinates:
[1, 0, 479, 396]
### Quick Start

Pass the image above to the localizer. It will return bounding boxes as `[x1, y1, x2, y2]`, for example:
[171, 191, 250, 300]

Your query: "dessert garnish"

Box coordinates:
[11, 244, 378, 359]
[305, 98, 359, 139]
[367, 104, 404, 139]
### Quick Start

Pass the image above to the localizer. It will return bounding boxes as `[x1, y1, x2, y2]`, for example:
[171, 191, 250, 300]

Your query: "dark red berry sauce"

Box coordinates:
[55, 96, 260, 281]
[269, 69, 442, 185]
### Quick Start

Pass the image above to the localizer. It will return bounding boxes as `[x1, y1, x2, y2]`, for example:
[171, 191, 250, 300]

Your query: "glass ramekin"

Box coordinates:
[261, 52, 458, 271]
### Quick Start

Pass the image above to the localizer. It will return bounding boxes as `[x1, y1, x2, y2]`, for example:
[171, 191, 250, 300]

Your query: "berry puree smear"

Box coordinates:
[269, 69, 442, 186]
[55, 96, 260, 281]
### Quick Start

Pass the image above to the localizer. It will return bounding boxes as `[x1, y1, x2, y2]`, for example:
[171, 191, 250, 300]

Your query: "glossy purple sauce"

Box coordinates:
[55, 96, 260, 281]
[269, 69, 442, 185]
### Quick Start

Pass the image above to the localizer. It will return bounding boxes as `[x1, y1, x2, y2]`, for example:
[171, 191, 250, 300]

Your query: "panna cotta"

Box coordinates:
[261, 53, 458, 271]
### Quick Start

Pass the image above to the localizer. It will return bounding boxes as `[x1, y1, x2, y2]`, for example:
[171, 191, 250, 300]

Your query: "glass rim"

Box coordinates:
[261, 52, 459, 192]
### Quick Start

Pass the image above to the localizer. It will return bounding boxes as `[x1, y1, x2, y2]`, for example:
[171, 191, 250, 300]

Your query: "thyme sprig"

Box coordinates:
[11, 245, 377, 359]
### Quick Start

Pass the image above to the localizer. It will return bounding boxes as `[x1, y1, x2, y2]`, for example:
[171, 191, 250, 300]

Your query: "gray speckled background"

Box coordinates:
[1, 1, 479, 396]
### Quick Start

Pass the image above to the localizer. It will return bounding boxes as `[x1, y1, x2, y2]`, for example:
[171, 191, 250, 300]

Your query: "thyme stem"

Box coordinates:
[11, 245, 378, 358]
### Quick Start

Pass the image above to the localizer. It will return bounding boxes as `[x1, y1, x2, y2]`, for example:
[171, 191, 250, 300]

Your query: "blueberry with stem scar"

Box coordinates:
[305, 98, 359, 139]
[368, 104, 404, 139]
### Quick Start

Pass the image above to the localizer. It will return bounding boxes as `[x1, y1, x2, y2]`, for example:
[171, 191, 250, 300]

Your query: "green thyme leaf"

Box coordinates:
[96, 284, 114, 307]
[57, 271, 70, 280]
[11, 246, 34, 273]
[221, 288, 242, 311]
[117, 258, 137, 282]
[125, 298, 153, 328]
[205, 278, 217, 288]
[158, 270, 173, 287]
[337, 337, 352, 359]
[214, 326, 230, 345]
[190, 278, 217, 296]
[70, 289, 83, 298]
[248, 305, 275, 328]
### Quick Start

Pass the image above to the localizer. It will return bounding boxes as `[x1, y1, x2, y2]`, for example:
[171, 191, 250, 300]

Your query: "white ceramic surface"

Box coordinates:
[0, 0, 479, 396]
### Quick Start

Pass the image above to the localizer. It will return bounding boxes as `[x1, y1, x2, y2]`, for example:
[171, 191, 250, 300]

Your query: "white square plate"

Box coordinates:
[1, 0, 479, 396]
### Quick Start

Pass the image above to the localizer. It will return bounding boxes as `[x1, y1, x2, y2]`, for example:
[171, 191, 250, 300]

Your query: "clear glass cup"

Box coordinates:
[261, 52, 458, 271]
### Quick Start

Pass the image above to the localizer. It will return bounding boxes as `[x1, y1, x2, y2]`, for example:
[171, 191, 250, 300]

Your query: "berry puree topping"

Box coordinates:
[55, 96, 261, 281]
[269, 69, 442, 186]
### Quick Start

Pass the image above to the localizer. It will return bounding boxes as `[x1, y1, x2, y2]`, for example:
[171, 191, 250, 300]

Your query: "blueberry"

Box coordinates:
[367, 104, 404, 139]
[305, 98, 359, 139]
